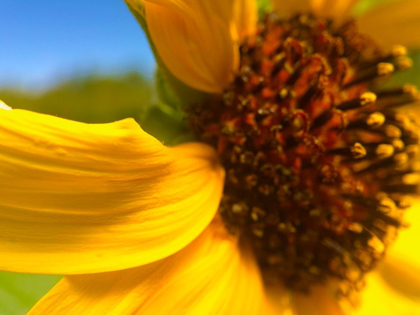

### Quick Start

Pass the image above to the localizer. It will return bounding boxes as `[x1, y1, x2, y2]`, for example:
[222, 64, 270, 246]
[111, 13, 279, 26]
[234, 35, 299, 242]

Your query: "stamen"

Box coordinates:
[345, 112, 385, 130]
[336, 92, 377, 110]
[326, 143, 367, 159]
[311, 109, 334, 130]
[395, 56, 413, 70]
[391, 45, 408, 58]
[376, 144, 395, 159]
[376, 84, 418, 98]
[367, 112, 386, 127]
[344, 63, 394, 88]
[377, 62, 395, 75]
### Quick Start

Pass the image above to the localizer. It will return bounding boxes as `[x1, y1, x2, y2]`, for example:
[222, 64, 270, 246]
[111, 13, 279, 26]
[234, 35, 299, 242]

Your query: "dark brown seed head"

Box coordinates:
[188, 13, 419, 294]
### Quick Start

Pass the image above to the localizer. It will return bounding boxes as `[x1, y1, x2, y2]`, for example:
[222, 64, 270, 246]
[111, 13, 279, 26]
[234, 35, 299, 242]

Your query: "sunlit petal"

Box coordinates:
[272, 0, 312, 15]
[29, 220, 272, 315]
[127, 0, 240, 93]
[233, 0, 258, 40]
[0, 100, 12, 110]
[358, 0, 420, 48]
[273, 0, 359, 25]
[348, 272, 420, 314]
[0, 109, 224, 274]
[377, 200, 420, 299]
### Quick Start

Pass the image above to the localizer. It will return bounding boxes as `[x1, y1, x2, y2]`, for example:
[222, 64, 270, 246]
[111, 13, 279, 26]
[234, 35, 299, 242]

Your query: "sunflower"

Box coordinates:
[1, 0, 420, 314]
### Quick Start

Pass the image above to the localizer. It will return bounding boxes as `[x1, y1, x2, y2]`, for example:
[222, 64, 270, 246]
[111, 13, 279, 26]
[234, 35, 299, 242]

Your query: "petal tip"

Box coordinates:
[0, 100, 12, 110]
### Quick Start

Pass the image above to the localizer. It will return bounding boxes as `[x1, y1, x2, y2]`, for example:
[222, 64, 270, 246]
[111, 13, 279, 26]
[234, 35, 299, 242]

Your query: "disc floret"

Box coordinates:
[190, 13, 419, 293]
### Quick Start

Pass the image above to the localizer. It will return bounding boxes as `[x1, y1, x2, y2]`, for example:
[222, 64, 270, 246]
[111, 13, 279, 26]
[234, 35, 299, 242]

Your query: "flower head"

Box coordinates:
[2, 0, 420, 314]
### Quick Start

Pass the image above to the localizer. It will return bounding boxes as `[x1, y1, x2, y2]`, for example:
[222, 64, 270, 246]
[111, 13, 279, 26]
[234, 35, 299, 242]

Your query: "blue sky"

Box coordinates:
[0, 0, 156, 89]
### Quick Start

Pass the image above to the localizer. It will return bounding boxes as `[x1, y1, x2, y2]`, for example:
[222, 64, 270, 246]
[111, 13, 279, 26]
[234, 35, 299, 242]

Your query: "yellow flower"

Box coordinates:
[1, 0, 420, 314]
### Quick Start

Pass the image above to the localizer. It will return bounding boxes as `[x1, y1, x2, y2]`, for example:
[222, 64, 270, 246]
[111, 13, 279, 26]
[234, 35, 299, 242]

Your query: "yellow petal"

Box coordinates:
[273, 0, 359, 24]
[29, 220, 272, 315]
[0, 109, 225, 274]
[376, 200, 420, 299]
[386, 200, 420, 273]
[347, 272, 420, 315]
[233, 0, 258, 40]
[129, 0, 240, 93]
[292, 285, 345, 315]
[265, 283, 295, 315]
[0, 100, 12, 110]
[358, 0, 420, 48]
[272, 0, 312, 15]
[379, 257, 420, 301]
[311, 0, 359, 20]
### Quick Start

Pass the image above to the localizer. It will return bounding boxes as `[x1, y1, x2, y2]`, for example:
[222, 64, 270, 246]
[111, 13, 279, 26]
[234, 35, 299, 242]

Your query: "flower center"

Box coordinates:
[189, 13, 419, 293]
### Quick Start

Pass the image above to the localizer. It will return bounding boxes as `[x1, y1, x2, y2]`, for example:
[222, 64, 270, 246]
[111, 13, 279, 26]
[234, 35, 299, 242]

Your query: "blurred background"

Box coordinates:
[1, 0, 155, 89]
[0, 0, 157, 121]
[1, 0, 420, 314]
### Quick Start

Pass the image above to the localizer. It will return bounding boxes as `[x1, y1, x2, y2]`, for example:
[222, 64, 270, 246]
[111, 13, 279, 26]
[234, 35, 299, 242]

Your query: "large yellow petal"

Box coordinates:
[358, 0, 420, 48]
[376, 200, 420, 299]
[28, 220, 273, 315]
[388, 199, 420, 265]
[0, 108, 225, 274]
[233, 0, 258, 40]
[127, 0, 241, 94]
[0, 100, 12, 110]
[273, 0, 359, 24]
[346, 272, 420, 315]
[272, 0, 312, 15]
[273, 0, 312, 14]
[378, 257, 420, 301]
[314, 0, 360, 23]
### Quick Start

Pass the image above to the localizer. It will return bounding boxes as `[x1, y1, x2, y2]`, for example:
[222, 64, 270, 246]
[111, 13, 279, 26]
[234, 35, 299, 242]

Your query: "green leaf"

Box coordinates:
[352, 0, 398, 16]
[256, 0, 272, 16]
[155, 68, 181, 111]
[139, 102, 195, 146]
[0, 272, 62, 315]
[394, 50, 420, 87]
[383, 50, 420, 87]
